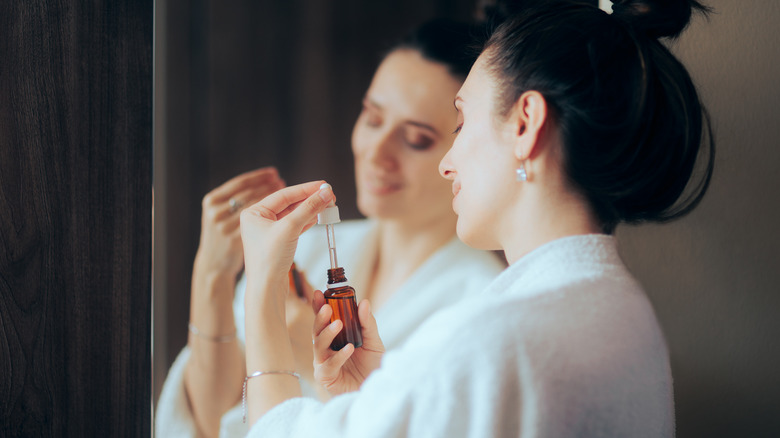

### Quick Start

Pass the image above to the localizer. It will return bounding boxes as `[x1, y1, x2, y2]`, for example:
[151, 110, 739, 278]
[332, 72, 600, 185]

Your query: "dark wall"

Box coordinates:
[615, 1, 780, 436]
[0, 1, 152, 436]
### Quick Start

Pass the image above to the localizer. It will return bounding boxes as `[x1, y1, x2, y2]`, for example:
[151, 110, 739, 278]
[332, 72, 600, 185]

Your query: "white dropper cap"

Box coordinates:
[317, 183, 340, 225]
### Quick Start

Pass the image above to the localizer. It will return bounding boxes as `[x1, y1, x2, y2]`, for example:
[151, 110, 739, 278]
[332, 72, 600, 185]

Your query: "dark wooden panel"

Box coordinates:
[0, 1, 152, 436]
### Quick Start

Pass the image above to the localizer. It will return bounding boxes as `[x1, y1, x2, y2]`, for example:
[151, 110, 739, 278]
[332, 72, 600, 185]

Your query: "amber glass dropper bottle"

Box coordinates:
[317, 184, 363, 350]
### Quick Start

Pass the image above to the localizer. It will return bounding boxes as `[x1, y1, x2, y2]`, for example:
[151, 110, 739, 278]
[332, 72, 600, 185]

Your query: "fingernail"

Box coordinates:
[330, 320, 341, 332]
[319, 183, 333, 202]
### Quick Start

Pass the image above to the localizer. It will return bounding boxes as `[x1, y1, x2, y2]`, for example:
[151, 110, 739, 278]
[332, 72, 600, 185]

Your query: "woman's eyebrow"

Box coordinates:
[366, 95, 439, 135]
[364, 97, 383, 110]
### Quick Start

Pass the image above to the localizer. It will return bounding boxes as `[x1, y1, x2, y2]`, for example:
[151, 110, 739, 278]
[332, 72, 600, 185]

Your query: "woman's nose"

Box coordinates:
[439, 148, 455, 180]
[365, 129, 398, 171]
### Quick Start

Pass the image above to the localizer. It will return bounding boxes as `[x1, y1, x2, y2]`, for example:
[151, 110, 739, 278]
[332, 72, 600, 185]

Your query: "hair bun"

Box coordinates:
[610, 0, 710, 39]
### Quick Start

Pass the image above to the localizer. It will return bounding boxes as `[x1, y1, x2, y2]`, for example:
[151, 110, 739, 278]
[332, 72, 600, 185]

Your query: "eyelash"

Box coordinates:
[362, 107, 381, 127]
[452, 124, 462, 134]
[405, 138, 434, 151]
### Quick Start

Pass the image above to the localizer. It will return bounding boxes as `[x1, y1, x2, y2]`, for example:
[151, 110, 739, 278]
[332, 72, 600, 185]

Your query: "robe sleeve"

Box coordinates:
[154, 224, 346, 437]
[154, 347, 199, 438]
[246, 302, 522, 438]
[154, 342, 326, 438]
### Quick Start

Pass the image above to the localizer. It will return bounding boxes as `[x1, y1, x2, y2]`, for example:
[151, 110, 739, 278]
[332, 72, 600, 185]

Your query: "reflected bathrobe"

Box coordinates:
[246, 234, 675, 438]
[155, 219, 506, 437]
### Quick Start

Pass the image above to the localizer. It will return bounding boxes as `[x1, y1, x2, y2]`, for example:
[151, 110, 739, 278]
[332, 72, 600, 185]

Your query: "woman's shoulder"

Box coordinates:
[416, 241, 661, 354]
[401, 273, 669, 391]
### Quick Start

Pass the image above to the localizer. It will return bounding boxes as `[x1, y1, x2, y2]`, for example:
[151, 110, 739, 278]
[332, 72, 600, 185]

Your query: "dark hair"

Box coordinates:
[484, 0, 715, 233]
[389, 18, 488, 81]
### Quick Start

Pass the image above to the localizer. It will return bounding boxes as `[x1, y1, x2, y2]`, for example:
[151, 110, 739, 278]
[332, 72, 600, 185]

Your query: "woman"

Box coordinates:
[238, 0, 715, 436]
[155, 19, 505, 438]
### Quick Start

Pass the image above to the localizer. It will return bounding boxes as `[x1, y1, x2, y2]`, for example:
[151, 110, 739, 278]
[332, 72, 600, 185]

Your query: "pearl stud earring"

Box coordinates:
[516, 163, 528, 182]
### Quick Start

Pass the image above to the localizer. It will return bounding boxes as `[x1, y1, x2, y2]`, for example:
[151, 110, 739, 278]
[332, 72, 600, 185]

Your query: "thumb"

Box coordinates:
[357, 300, 384, 353]
[311, 290, 326, 315]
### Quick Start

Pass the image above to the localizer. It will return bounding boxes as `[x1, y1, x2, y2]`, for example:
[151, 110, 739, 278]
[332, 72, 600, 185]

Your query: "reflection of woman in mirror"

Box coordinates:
[236, 0, 714, 436]
[155, 19, 505, 437]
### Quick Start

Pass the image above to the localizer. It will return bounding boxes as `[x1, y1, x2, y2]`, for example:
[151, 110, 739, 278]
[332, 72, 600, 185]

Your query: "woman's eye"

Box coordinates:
[405, 135, 435, 151]
[452, 124, 463, 134]
[359, 103, 383, 128]
[363, 109, 381, 127]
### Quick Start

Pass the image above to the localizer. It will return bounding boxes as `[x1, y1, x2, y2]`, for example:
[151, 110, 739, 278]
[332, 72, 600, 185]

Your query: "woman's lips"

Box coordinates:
[452, 181, 461, 197]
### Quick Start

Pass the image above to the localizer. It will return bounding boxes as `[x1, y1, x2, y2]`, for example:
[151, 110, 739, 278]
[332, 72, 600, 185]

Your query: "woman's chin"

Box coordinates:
[357, 196, 401, 220]
[456, 220, 494, 250]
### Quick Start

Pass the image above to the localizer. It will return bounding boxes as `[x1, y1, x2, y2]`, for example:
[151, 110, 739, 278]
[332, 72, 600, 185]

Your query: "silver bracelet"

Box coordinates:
[187, 323, 237, 343]
[242, 370, 301, 423]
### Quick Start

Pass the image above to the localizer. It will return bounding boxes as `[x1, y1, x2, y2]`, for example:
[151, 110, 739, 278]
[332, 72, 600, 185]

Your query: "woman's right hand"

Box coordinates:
[186, 167, 283, 438]
[312, 291, 385, 395]
[193, 167, 285, 280]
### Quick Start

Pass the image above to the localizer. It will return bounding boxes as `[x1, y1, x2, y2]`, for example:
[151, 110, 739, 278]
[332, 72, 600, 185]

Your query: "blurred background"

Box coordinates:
[153, 0, 780, 436]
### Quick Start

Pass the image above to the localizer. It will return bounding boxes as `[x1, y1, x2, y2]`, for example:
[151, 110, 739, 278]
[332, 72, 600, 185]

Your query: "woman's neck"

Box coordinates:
[364, 215, 457, 309]
[377, 218, 456, 270]
[501, 185, 603, 266]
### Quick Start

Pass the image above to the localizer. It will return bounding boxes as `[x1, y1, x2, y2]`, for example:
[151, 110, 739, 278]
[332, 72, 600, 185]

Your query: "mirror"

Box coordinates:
[153, 0, 480, 413]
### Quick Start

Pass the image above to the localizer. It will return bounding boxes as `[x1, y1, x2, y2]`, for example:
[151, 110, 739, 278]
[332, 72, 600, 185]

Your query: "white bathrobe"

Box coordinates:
[155, 219, 506, 437]
[246, 234, 675, 438]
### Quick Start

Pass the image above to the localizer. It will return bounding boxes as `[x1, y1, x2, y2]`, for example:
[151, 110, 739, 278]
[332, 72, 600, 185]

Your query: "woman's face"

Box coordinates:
[439, 56, 518, 250]
[352, 49, 461, 226]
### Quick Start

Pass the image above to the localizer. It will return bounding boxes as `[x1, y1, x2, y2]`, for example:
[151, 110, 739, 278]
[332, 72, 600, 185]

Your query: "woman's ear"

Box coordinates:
[508, 91, 548, 160]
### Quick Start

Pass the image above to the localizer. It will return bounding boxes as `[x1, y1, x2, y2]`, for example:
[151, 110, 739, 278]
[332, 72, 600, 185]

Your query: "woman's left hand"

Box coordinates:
[312, 293, 385, 395]
[239, 181, 334, 307]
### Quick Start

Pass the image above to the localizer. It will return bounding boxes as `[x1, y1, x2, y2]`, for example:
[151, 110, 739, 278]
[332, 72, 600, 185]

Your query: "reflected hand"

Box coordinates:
[194, 167, 284, 279]
[312, 291, 385, 395]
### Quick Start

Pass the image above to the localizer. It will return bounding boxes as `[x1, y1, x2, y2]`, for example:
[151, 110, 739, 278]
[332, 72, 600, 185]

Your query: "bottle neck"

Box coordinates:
[326, 267, 349, 288]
